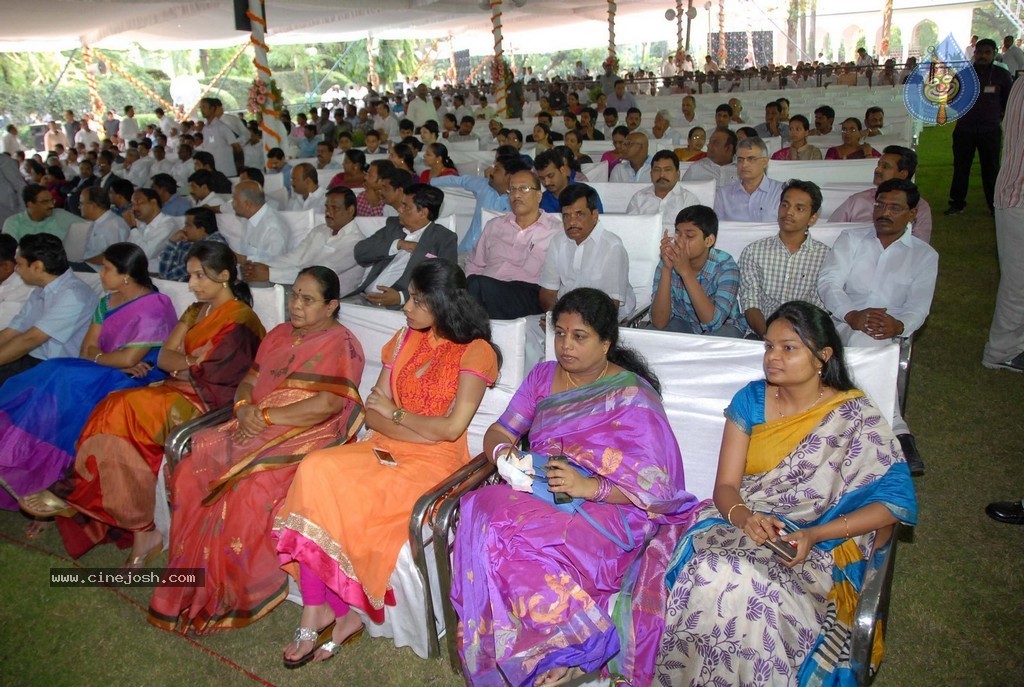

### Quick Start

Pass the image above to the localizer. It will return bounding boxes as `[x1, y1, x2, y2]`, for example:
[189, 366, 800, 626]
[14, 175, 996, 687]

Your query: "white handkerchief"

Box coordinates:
[496, 449, 536, 493]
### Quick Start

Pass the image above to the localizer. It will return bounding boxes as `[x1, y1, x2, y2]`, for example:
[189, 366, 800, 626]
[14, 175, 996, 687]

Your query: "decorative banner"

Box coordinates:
[411, 38, 441, 81]
[367, 34, 379, 89]
[718, 0, 727, 65]
[448, 33, 457, 84]
[81, 45, 106, 124]
[490, 0, 508, 117]
[904, 34, 979, 126]
[454, 49, 472, 84]
[880, 0, 893, 57]
[246, 0, 285, 156]
[184, 42, 249, 121]
[92, 49, 177, 114]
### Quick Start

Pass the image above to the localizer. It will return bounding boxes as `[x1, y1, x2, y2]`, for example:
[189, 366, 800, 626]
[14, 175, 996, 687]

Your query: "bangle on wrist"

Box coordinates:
[842, 515, 850, 539]
[727, 502, 750, 526]
[492, 442, 513, 462]
[233, 400, 250, 415]
[262, 408, 273, 426]
[591, 476, 613, 502]
[93, 352, 102, 363]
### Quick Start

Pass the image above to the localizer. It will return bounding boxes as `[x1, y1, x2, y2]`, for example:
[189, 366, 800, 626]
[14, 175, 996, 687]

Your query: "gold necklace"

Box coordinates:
[565, 360, 610, 389]
[774, 383, 824, 417]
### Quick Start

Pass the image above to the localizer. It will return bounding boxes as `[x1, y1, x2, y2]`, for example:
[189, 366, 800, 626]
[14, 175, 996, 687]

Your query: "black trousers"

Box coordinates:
[467, 275, 543, 320]
[0, 355, 42, 387]
[949, 125, 1002, 211]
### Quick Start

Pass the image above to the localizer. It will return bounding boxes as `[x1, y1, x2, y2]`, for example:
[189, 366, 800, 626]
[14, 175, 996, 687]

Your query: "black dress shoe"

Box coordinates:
[943, 205, 965, 216]
[985, 500, 1024, 525]
[897, 433, 925, 476]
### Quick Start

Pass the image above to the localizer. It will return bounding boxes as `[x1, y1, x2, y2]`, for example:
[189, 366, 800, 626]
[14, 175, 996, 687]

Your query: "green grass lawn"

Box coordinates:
[2, 124, 1023, 686]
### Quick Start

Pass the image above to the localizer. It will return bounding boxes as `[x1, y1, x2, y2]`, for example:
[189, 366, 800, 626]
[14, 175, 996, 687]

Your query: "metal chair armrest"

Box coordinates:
[163, 406, 233, 470]
[624, 304, 652, 328]
[406, 453, 499, 659]
[849, 522, 903, 686]
[896, 334, 914, 418]
[431, 454, 498, 673]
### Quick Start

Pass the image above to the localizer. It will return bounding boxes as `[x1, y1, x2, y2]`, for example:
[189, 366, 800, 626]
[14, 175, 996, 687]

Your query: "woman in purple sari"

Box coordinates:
[451, 288, 699, 687]
[0, 243, 177, 523]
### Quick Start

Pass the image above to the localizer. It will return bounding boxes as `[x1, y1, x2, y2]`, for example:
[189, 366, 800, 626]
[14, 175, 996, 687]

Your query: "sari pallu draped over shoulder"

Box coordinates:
[56, 299, 265, 559]
[453, 362, 699, 687]
[147, 323, 365, 634]
[0, 292, 177, 510]
[658, 388, 917, 687]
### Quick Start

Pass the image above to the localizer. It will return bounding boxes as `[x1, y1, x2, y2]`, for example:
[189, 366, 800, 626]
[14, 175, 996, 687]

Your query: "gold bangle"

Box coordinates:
[843, 515, 850, 539]
[727, 502, 750, 527]
[262, 408, 273, 426]
[233, 400, 250, 416]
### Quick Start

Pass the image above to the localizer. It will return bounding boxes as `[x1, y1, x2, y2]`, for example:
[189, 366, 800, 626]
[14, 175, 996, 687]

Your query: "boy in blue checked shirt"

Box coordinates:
[649, 205, 746, 337]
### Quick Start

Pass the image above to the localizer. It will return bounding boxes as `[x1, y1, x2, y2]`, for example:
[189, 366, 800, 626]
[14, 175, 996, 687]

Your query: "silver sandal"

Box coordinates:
[283, 620, 336, 669]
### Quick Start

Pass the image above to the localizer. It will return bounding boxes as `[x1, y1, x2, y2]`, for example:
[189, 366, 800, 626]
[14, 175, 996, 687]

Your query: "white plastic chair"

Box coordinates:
[279, 209, 316, 250]
[63, 221, 92, 262]
[712, 221, 872, 261]
[600, 213, 664, 318]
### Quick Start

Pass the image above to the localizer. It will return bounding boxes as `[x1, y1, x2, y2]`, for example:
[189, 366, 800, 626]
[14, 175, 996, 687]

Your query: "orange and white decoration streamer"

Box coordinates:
[490, 0, 507, 116]
[92, 48, 176, 114]
[247, 0, 285, 157]
[81, 45, 106, 124]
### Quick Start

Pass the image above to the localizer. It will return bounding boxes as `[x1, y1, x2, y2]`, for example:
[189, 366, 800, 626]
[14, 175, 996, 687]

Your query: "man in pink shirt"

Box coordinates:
[465, 169, 561, 319]
[829, 145, 933, 243]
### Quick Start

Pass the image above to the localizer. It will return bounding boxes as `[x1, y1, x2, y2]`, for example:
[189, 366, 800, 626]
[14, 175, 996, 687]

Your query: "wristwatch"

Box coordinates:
[392, 408, 406, 425]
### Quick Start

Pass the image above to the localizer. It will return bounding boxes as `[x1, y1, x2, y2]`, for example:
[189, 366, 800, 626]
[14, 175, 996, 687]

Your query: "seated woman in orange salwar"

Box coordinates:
[148, 267, 366, 635]
[22, 242, 265, 568]
[273, 259, 500, 669]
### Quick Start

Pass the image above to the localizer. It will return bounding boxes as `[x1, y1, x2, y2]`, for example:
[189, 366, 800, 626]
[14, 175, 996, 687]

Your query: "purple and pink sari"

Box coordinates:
[451, 361, 699, 687]
[0, 292, 177, 509]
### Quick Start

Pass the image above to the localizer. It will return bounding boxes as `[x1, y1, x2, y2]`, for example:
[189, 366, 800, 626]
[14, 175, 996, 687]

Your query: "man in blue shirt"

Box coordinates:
[713, 137, 783, 222]
[431, 153, 530, 252]
[0, 234, 97, 384]
[534, 149, 604, 214]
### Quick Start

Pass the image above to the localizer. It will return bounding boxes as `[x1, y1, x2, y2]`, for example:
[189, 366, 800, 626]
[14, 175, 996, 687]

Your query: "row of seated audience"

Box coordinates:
[0, 232, 917, 686]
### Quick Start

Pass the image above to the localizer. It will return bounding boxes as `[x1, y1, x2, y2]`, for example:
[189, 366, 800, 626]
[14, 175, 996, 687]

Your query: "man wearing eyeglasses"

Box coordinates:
[817, 178, 938, 475]
[465, 170, 561, 319]
[609, 132, 652, 183]
[713, 137, 783, 222]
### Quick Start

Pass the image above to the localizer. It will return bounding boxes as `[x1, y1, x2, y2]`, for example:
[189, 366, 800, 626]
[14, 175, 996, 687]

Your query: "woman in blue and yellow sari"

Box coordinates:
[0, 243, 176, 521]
[656, 301, 917, 686]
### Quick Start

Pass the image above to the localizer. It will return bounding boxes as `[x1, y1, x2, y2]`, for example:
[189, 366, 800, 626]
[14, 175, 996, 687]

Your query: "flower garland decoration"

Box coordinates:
[606, 0, 618, 71]
[247, 77, 283, 119]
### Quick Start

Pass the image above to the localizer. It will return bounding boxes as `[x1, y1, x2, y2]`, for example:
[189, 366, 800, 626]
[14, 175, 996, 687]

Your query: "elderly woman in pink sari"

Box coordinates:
[451, 288, 699, 687]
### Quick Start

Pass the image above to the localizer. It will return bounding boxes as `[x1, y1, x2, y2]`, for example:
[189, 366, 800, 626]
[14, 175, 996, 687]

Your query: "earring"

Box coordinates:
[123, 277, 129, 285]
[817, 368, 823, 376]
[222, 281, 228, 288]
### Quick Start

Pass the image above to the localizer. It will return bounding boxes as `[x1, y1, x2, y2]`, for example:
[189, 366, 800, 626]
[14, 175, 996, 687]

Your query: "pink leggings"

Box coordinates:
[299, 562, 349, 617]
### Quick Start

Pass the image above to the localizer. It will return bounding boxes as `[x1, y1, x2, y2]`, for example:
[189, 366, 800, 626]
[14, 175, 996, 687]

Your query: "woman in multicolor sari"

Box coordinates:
[655, 301, 917, 686]
[0, 244, 176, 527]
[22, 241, 265, 567]
[452, 288, 699, 687]
[147, 267, 365, 634]
[274, 259, 499, 669]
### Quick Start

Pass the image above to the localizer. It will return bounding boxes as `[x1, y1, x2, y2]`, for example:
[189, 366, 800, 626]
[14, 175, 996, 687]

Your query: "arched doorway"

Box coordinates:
[910, 19, 938, 60]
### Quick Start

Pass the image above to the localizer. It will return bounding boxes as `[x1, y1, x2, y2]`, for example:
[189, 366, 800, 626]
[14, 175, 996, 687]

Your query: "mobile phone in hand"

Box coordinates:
[547, 456, 572, 504]
[373, 447, 398, 467]
[763, 527, 797, 561]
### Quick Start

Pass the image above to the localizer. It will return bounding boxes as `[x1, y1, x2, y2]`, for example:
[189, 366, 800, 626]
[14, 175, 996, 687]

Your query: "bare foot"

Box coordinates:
[283, 603, 335, 663]
[311, 609, 364, 663]
[124, 529, 163, 569]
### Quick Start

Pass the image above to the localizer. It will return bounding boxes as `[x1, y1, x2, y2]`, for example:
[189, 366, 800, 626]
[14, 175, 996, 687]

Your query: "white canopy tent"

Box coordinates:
[0, 0, 687, 55]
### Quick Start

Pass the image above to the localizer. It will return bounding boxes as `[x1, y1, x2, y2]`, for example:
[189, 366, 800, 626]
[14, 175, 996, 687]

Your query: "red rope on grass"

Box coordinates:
[0, 531, 279, 687]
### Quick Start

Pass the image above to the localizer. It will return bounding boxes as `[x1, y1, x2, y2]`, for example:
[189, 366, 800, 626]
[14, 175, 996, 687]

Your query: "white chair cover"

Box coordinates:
[63, 221, 92, 262]
[600, 213, 664, 315]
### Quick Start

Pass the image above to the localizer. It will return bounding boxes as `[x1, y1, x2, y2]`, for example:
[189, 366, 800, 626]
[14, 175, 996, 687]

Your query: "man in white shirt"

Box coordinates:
[188, 170, 228, 213]
[817, 178, 938, 475]
[405, 83, 439, 128]
[610, 132, 652, 183]
[241, 187, 364, 292]
[80, 186, 130, 268]
[452, 94, 474, 123]
[122, 148, 152, 188]
[650, 110, 681, 147]
[1000, 34, 1024, 76]
[199, 97, 241, 177]
[2, 125, 23, 155]
[233, 180, 291, 264]
[373, 100, 400, 143]
[286, 163, 327, 214]
[125, 188, 177, 262]
[0, 235, 32, 326]
[539, 184, 635, 319]
[154, 107, 175, 138]
[118, 105, 140, 145]
[626, 151, 703, 233]
[682, 128, 738, 186]
[713, 136, 783, 222]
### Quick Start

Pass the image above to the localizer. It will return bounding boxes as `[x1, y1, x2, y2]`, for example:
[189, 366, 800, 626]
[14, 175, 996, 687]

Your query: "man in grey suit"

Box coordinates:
[349, 183, 457, 307]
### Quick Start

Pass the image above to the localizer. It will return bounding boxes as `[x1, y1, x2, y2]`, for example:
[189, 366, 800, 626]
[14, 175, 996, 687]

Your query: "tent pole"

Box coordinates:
[42, 48, 79, 114]
[311, 41, 358, 105]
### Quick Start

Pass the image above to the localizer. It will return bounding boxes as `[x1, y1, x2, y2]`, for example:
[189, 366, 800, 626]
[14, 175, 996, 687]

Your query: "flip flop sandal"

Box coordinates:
[313, 626, 364, 663]
[283, 620, 336, 669]
[19, 490, 75, 519]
